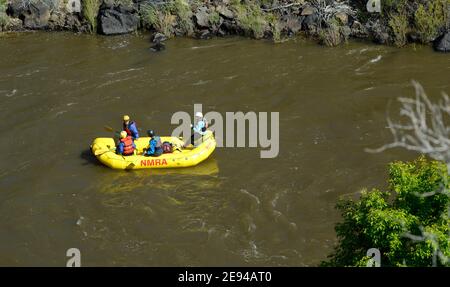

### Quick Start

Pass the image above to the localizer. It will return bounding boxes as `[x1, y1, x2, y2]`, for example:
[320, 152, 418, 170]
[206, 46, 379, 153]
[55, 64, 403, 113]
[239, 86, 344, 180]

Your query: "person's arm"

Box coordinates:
[193, 121, 205, 134]
[130, 123, 139, 139]
[147, 139, 156, 155]
[116, 142, 124, 155]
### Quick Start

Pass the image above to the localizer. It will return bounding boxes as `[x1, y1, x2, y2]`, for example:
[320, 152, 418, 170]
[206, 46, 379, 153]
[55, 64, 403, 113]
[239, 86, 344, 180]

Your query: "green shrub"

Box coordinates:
[322, 156, 450, 267]
[141, 3, 175, 36]
[171, 0, 194, 36]
[389, 12, 408, 47]
[83, 0, 100, 33]
[232, 1, 267, 39]
[265, 13, 281, 43]
[140, 0, 194, 36]
[0, 0, 9, 31]
[414, 0, 448, 43]
[208, 11, 221, 27]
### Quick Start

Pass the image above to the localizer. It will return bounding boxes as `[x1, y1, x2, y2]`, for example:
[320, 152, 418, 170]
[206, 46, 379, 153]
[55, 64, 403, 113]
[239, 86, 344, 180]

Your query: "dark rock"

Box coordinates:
[150, 42, 166, 52]
[7, 1, 51, 29]
[152, 32, 167, 43]
[350, 20, 368, 38]
[24, 3, 51, 29]
[217, 28, 227, 37]
[198, 29, 212, 39]
[98, 5, 139, 35]
[302, 13, 318, 32]
[434, 32, 450, 52]
[220, 19, 239, 34]
[367, 20, 389, 44]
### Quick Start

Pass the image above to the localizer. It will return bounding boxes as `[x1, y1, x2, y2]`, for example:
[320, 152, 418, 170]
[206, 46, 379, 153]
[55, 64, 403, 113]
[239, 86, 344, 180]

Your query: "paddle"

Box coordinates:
[104, 125, 121, 139]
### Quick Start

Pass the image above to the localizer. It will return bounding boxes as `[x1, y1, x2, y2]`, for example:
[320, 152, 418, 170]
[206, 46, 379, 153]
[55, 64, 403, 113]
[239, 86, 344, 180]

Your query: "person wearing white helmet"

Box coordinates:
[116, 131, 136, 156]
[185, 112, 208, 147]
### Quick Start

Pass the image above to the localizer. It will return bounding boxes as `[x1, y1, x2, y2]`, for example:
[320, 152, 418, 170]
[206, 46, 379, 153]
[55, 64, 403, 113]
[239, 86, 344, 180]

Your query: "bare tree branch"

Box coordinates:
[366, 80, 450, 169]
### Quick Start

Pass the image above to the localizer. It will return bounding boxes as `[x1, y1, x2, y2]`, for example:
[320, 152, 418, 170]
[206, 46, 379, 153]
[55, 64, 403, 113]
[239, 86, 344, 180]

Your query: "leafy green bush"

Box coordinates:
[414, 0, 448, 43]
[0, 0, 9, 30]
[208, 11, 221, 27]
[388, 12, 408, 47]
[83, 0, 100, 33]
[323, 156, 450, 267]
[141, 3, 175, 36]
[232, 0, 267, 39]
[171, 0, 194, 36]
[140, 0, 193, 37]
[265, 13, 281, 43]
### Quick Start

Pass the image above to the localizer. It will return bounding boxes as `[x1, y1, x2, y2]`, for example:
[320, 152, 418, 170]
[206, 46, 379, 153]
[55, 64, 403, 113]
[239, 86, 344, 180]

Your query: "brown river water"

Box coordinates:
[0, 32, 449, 266]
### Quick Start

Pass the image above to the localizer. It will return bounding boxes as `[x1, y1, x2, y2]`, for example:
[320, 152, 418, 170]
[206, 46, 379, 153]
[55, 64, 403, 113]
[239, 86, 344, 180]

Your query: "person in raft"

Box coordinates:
[123, 115, 139, 139]
[184, 112, 208, 148]
[116, 131, 136, 156]
[144, 130, 163, 157]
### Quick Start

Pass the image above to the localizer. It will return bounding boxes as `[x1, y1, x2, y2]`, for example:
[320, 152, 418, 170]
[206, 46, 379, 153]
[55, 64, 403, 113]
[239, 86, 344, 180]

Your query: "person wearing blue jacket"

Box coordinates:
[123, 115, 139, 139]
[144, 130, 163, 157]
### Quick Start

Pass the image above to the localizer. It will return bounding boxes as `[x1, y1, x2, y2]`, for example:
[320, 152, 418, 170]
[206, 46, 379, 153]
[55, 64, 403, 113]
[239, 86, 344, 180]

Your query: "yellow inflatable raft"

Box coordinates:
[90, 131, 216, 170]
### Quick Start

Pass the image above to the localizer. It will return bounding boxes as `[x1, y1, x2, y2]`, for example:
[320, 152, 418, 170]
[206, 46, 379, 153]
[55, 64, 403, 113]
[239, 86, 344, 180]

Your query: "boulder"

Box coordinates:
[216, 5, 234, 19]
[150, 42, 165, 52]
[198, 29, 211, 39]
[195, 6, 210, 28]
[24, 3, 51, 29]
[367, 20, 389, 44]
[152, 32, 167, 43]
[434, 32, 450, 52]
[8, 2, 51, 29]
[350, 20, 368, 38]
[98, 5, 139, 35]
[302, 13, 318, 32]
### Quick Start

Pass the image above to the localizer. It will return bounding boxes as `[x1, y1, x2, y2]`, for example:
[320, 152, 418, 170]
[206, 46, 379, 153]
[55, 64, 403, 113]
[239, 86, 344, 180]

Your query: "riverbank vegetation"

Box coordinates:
[0, 0, 9, 31]
[322, 156, 450, 266]
[1, 0, 449, 48]
[83, 0, 100, 33]
[323, 82, 450, 266]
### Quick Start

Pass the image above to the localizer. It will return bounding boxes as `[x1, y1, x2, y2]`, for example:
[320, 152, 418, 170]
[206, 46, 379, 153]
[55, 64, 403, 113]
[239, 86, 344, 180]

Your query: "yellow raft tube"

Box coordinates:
[91, 131, 216, 170]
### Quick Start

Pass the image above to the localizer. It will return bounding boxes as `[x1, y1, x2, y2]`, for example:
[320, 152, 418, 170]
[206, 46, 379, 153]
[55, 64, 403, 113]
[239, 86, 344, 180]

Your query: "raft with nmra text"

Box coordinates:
[90, 131, 216, 170]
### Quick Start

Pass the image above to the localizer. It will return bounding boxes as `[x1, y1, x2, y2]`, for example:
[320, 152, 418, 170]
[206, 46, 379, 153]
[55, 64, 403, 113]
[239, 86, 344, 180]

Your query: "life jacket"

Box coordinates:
[120, 136, 135, 155]
[123, 121, 136, 136]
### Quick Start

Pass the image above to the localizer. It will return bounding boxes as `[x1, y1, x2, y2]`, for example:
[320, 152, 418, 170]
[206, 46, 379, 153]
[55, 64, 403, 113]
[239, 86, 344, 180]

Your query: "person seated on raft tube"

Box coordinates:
[144, 130, 163, 157]
[116, 131, 136, 156]
[123, 115, 139, 139]
[184, 112, 208, 148]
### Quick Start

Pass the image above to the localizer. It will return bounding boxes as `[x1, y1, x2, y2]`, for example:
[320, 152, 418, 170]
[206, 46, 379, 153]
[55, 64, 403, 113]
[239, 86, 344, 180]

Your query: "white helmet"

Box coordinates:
[195, 112, 203, 118]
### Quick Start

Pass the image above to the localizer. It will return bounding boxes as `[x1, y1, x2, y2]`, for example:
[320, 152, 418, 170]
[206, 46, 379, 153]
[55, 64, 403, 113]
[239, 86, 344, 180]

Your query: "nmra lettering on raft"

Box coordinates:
[140, 158, 168, 167]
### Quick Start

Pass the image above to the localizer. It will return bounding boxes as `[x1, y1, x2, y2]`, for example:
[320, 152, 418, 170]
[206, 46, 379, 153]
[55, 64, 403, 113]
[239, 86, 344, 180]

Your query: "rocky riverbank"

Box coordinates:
[1, 0, 449, 52]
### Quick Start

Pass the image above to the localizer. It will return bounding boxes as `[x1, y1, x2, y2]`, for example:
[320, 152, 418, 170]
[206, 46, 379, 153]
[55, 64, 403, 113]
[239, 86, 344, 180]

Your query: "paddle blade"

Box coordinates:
[104, 125, 114, 132]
